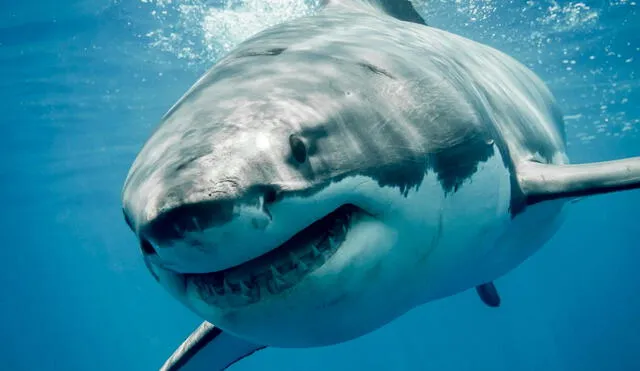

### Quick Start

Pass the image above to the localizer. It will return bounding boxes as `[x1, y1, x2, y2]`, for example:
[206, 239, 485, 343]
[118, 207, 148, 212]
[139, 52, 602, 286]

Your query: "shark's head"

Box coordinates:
[122, 20, 510, 347]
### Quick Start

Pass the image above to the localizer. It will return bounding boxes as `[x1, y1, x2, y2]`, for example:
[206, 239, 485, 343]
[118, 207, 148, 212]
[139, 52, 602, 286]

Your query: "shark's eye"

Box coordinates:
[289, 134, 307, 164]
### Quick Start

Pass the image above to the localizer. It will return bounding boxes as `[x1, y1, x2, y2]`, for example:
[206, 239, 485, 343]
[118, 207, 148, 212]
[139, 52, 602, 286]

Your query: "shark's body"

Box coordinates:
[120, 0, 640, 369]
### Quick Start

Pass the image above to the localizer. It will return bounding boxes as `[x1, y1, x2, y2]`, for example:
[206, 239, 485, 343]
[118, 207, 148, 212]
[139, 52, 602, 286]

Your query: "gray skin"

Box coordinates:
[121, 0, 640, 369]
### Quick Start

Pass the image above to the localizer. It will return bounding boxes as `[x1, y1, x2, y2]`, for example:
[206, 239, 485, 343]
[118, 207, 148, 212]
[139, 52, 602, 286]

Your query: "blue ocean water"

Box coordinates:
[1, 0, 638, 370]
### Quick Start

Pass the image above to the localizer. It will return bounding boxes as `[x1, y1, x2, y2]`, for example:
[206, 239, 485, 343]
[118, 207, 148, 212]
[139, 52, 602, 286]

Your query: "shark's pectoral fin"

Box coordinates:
[475, 282, 501, 308]
[161, 322, 265, 371]
[518, 156, 640, 205]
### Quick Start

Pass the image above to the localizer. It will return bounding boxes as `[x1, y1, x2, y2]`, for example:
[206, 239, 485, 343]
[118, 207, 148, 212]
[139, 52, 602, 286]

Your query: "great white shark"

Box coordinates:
[121, 0, 640, 369]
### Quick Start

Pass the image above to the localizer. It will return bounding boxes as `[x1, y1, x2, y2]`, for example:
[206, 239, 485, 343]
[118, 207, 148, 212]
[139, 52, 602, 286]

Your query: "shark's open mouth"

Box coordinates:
[185, 204, 360, 307]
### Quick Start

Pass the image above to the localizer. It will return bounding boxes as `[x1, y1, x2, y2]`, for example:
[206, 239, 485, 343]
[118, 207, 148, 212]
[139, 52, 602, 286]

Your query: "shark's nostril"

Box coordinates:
[140, 239, 157, 256]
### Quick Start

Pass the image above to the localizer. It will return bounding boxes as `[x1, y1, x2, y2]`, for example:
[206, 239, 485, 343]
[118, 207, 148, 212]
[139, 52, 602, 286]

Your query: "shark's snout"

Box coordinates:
[130, 180, 279, 241]
[124, 181, 283, 274]
[142, 200, 236, 245]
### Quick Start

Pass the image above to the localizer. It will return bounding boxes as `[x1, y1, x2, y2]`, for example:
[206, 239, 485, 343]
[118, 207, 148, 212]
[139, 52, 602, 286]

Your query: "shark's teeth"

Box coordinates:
[311, 245, 321, 258]
[274, 280, 282, 290]
[289, 252, 301, 267]
[270, 264, 280, 277]
[239, 281, 250, 294]
[270, 265, 285, 286]
[297, 258, 308, 272]
[223, 278, 232, 294]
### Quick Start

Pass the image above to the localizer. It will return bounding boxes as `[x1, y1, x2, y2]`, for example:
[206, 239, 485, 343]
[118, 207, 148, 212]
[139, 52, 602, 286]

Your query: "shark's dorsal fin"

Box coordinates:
[323, 0, 427, 26]
[160, 322, 265, 371]
[517, 157, 640, 205]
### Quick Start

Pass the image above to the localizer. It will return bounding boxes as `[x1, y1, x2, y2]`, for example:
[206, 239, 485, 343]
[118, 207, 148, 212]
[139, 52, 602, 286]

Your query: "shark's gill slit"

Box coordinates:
[187, 204, 361, 304]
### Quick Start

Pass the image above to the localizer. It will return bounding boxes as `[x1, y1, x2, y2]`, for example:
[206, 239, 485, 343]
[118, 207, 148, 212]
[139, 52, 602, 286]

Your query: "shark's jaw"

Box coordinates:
[139, 195, 380, 305]
[181, 204, 363, 307]
[142, 195, 405, 347]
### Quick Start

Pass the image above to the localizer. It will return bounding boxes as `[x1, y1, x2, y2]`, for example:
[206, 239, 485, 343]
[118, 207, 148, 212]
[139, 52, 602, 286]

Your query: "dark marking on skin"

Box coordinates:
[357, 62, 395, 79]
[174, 140, 218, 174]
[365, 132, 495, 196]
[174, 154, 200, 172]
[476, 282, 500, 308]
[430, 133, 495, 194]
[362, 123, 495, 196]
[236, 47, 287, 58]
[368, 162, 427, 197]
